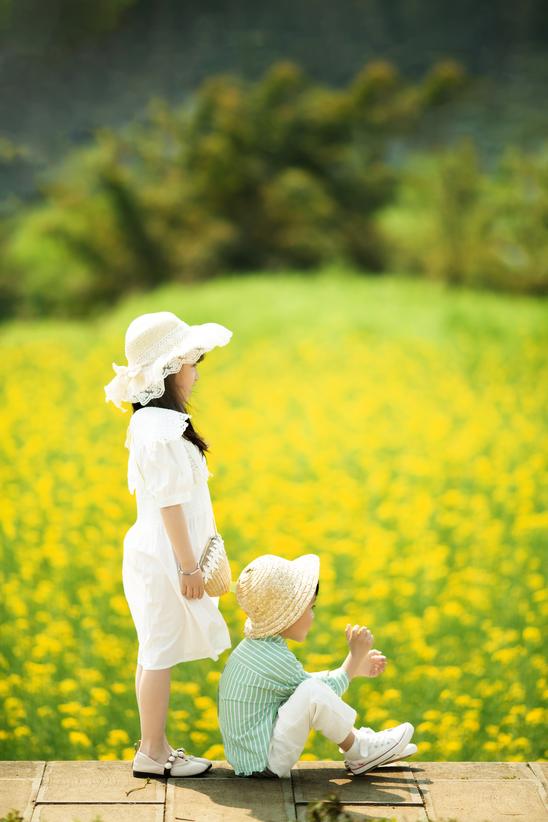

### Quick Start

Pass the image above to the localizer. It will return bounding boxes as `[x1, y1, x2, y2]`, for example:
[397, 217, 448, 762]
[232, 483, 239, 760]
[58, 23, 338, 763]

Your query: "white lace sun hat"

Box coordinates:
[236, 554, 320, 639]
[104, 311, 232, 412]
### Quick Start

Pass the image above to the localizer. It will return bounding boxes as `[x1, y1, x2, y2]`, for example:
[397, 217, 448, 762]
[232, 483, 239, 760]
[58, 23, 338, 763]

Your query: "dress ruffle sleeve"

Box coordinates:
[125, 408, 195, 507]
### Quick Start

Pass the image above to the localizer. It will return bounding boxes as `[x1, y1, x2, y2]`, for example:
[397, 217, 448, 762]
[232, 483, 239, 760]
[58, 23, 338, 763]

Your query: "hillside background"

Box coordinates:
[2, 0, 547, 201]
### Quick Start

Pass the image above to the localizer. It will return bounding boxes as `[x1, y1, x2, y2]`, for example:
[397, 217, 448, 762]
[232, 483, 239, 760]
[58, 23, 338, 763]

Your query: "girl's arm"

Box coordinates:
[160, 504, 205, 599]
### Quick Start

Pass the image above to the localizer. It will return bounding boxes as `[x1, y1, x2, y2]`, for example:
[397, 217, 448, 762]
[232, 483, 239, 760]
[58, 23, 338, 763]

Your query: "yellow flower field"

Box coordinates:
[0, 272, 546, 762]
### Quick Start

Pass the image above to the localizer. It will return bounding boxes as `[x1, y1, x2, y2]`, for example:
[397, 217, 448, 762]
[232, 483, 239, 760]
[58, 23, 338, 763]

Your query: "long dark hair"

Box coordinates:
[131, 354, 209, 458]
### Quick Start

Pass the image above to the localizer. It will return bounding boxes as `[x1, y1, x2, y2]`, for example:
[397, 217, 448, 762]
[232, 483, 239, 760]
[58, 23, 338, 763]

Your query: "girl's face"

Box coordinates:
[170, 359, 201, 404]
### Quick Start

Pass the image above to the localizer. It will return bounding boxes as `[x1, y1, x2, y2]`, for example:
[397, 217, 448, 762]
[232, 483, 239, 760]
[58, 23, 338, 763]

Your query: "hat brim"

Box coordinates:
[104, 322, 232, 410]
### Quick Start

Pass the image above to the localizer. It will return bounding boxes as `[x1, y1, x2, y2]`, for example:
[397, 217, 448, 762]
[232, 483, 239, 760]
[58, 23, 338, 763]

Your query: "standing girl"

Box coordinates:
[104, 310, 233, 778]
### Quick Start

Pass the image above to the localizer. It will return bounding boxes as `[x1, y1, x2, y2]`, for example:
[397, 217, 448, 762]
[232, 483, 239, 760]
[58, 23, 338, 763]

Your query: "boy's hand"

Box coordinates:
[342, 624, 387, 680]
[360, 649, 387, 677]
[345, 623, 374, 657]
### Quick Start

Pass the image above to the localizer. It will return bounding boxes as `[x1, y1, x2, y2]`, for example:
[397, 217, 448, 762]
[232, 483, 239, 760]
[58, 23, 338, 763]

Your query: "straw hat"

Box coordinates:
[236, 554, 320, 639]
[104, 311, 232, 412]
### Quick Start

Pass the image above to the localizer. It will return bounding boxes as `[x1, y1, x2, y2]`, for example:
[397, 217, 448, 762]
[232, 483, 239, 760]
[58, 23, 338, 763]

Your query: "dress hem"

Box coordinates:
[137, 641, 232, 670]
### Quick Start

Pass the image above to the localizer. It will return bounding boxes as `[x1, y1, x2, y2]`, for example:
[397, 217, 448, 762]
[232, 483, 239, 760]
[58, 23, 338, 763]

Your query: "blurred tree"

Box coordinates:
[2, 58, 471, 316]
[377, 139, 548, 295]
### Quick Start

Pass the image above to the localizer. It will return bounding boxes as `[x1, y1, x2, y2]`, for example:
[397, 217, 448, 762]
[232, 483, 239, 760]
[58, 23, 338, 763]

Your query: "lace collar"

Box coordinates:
[125, 406, 191, 450]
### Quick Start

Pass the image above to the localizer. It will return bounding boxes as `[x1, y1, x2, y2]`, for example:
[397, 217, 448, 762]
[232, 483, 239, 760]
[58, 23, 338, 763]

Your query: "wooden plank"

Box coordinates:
[411, 761, 533, 781]
[296, 806, 427, 821]
[0, 762, 46, 779]
[166, 774, 297, 821]
[530, 763, 548, 796]
[35, 761, 165, 803]
[198, 761, 238, 778]
[0, 761, 45, 822]
[31, 805, 165, 822]
[292, 761, 421, 806]
[528, 763, 548, 813]
[419, 779, 548, 822]
[1, 779, 39, 822]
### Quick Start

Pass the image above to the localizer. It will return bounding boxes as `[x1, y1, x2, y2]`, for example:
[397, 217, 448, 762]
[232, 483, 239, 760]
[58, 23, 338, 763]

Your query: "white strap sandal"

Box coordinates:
[133, 748, 212, 778]
[134, 738, 212, 769]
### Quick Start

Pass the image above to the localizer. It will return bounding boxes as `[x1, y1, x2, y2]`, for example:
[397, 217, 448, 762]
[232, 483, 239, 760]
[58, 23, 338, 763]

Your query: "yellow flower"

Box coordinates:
[58, 702, 82, 714]
[61, 718, 79, 729]
[106, 729, 130, 746]
[189, 731, 208, 746]
[58, 679, 78, 695]
[523, 626, 542, 644]
[69, 731, 92, 747]
[525, 708, 545, 725]
[202, 744, 225, 760]
[90, 687, 110, 705]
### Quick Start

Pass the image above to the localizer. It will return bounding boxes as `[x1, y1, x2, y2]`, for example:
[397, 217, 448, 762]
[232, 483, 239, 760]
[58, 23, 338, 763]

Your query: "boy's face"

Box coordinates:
[280, 593, 317, 642]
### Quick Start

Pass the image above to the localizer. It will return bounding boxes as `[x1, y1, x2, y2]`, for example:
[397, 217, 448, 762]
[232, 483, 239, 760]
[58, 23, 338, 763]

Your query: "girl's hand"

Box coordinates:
[345, 623, 374, 658]
[179, 567, 205, 599]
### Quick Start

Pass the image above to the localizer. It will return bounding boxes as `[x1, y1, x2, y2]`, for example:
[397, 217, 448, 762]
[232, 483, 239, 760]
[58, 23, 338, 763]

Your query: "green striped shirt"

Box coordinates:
[217, 635, 350, 776]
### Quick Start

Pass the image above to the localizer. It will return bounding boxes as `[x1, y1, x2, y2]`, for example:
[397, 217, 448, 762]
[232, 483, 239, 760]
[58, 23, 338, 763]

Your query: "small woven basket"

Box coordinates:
[199, 533, 232, 596]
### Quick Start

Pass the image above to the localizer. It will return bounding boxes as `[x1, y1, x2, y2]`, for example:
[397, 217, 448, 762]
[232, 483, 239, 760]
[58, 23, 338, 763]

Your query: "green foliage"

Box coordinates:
[1, 59, 466, 318]
[0, 0, 136, 46]
[306, 793, 353, 821]
[377, 139, 548, 295]
[305, 792, 401, 821]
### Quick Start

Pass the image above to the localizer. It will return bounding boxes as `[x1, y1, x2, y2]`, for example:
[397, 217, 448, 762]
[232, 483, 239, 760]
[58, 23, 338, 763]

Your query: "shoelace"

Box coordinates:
[345, 728, 398, 764]
[367, 733, 396, 752]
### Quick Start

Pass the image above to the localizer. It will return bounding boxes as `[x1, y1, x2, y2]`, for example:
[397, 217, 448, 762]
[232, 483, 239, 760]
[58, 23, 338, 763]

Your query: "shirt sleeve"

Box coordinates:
[135, 437, 194, 507]
[257, 642, 350, 700]
[309, 667, 350, 697]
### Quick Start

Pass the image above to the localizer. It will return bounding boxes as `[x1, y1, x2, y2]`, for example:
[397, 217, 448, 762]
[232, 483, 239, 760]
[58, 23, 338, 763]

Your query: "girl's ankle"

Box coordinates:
[139, 742, 171, 762]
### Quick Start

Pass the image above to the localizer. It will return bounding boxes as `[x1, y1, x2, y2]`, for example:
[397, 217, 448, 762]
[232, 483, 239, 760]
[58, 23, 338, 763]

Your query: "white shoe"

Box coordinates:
[379, 742, 418, 765]
[133, 738, 212, 771]
[345, 728, 417, 766]
[170, 745, 212, 768]
[133, 749, 212, 778]
[344, 722, 414, 775]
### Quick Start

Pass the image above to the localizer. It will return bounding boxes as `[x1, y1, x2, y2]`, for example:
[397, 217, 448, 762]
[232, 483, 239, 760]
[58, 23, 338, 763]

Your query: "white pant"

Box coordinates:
[267, 679, 357, 778]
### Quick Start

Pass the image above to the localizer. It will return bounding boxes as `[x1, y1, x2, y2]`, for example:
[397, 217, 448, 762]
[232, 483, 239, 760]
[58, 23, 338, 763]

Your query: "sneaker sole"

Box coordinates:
[348, 724, 414, 775]
[378, 743, 418, 766]
[344, 747, 417, 773]
[132, 762, 213, 779]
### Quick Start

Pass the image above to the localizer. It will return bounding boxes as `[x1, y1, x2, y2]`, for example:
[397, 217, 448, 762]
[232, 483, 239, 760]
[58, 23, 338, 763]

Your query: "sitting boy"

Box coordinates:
[218, 553, 417, 778]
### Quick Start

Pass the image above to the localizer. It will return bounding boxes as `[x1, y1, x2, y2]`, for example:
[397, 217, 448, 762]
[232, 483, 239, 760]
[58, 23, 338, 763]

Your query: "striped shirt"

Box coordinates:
[217, 635, 350, 776]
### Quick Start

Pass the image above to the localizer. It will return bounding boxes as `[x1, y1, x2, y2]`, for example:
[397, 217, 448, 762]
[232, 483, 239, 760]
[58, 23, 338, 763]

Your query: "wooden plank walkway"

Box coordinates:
[1, 760, 547, 822]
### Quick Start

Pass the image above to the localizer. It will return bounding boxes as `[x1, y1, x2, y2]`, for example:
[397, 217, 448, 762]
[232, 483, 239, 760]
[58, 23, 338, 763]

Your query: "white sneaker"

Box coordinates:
[345, 728, 417, 766]
[344, 722, 414, 775]
[379, 742, 418, 765]
[133, 748, 212, 778]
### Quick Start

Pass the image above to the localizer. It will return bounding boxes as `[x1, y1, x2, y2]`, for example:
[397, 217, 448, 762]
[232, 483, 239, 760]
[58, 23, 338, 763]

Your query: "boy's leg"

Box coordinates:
[267, 679, 357, 778]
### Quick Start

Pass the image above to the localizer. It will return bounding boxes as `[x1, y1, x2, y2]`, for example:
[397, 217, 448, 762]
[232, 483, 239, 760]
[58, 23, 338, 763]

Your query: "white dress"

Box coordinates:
[121, 406, 232, 670]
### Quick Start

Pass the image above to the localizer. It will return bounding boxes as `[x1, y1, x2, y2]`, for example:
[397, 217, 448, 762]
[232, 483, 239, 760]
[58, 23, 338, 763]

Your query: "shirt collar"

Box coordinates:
[253, 635, 286, 645]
